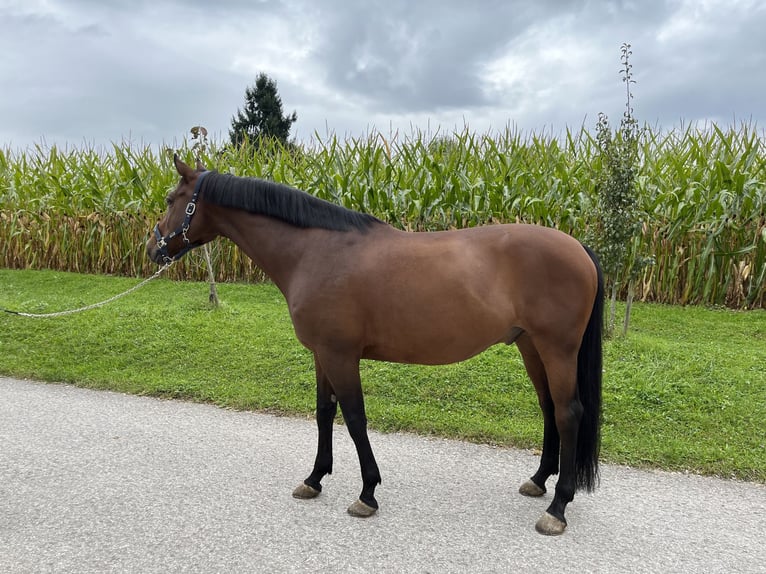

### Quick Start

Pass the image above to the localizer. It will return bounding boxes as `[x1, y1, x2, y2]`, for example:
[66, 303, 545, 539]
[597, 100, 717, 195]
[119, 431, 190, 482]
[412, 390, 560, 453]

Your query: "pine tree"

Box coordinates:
[229, 73, 297, 147]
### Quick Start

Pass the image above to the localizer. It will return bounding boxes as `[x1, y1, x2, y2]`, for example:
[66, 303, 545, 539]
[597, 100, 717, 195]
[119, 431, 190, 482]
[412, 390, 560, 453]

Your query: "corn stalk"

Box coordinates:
[1, 122, 764, 308]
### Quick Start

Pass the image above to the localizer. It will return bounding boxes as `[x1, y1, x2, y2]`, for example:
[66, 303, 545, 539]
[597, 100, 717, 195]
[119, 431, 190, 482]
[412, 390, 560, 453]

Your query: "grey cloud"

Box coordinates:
[308, 0, 681, 113]
[313, 1, 550, 111]
[1, 0, 765, 148]
[0, 4, 237, 146]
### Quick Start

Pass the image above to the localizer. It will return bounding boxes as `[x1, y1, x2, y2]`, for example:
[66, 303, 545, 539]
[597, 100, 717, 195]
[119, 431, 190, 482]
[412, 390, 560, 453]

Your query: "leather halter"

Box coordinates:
[152, 170, 210, 263]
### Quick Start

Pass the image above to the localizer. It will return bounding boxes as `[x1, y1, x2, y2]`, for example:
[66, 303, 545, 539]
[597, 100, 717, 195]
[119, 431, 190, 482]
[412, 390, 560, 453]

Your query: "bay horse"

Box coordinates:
[146, 155, 603, 535]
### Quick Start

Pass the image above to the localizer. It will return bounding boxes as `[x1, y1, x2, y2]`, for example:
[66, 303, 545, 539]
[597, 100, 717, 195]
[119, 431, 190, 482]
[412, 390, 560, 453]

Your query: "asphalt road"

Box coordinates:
[1, 376, 764, 573]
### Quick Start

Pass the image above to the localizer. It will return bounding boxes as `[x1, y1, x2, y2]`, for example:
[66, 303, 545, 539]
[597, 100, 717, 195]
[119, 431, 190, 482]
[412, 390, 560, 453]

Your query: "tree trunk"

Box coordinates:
[608, 281, 618, 337]
[622, 279, 634, 337]
[202, 243, 219, 306]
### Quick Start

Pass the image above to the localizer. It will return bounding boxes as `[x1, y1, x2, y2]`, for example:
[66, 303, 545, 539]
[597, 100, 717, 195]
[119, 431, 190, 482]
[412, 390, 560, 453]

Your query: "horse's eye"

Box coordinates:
[165, 196, 173, 206]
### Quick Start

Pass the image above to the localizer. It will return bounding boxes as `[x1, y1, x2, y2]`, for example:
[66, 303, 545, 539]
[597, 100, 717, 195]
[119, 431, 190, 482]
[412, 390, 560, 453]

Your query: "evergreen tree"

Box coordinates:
[229, 73, 297, 146]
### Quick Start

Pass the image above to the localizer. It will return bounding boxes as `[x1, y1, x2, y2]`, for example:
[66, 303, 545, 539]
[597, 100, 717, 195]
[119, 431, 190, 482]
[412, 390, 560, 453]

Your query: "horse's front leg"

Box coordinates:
[293, 355, 337, 499]
[338, 389, 381, 517]
[317, 350, 381, 516]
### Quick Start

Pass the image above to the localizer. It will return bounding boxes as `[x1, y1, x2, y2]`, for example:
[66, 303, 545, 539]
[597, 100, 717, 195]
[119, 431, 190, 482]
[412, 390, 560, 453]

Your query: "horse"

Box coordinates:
[146, 155, 604, 536]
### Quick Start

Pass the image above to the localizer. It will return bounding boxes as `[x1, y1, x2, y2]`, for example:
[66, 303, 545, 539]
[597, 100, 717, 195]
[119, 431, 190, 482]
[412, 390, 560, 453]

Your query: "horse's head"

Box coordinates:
[146, 155, 216, 265]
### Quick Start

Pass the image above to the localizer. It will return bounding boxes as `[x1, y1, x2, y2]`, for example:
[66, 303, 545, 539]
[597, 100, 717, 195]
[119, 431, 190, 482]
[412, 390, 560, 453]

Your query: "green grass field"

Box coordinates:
[1, 268, 764, 482]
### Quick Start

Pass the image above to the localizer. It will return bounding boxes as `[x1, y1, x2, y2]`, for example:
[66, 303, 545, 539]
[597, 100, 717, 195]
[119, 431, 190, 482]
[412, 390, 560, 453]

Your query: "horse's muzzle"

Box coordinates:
[145, 238, 163, 265]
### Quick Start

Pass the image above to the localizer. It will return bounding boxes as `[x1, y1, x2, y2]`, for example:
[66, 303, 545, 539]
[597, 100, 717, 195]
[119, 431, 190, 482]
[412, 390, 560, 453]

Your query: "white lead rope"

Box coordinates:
[1, 262, 173, 318]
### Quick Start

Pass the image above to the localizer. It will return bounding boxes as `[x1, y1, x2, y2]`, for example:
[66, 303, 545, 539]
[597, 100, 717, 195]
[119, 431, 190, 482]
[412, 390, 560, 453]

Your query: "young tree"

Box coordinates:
[229, 73, 297, 147]
[592, 44, 652, 336]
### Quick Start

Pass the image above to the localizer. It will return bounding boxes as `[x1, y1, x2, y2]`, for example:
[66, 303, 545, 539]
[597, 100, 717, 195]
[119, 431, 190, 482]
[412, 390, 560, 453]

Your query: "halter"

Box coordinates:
[153, 170, 210, 263]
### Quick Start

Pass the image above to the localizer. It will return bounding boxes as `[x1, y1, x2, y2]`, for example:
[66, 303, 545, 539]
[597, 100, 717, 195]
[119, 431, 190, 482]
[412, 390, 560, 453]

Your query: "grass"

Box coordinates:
[1, 268, 764, 482]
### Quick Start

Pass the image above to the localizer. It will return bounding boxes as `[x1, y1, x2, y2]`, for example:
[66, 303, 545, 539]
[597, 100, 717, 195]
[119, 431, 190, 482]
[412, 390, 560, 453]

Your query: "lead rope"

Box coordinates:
[1, 262, 174, 318]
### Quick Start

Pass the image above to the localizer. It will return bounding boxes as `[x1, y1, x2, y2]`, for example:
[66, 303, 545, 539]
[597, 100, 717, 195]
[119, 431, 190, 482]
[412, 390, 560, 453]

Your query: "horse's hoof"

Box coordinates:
[292, 482, 320, 499]
[347, 499, 378, 517]
[519, 479, 546, 497]
[535, 512, 567, 536]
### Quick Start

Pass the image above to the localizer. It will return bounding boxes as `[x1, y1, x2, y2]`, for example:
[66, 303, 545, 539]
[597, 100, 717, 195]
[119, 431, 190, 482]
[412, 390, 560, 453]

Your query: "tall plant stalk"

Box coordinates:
[190, 126, 220, 306]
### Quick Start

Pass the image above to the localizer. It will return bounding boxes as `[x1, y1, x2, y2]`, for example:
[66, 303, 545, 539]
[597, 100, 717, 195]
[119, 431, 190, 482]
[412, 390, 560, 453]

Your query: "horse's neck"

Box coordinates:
[211, 208, 314, 293]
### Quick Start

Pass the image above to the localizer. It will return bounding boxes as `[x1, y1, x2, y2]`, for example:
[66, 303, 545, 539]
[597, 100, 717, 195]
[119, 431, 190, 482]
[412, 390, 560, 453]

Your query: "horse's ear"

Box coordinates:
[174, 154, 196, 181]
[195, 159, 207, 171]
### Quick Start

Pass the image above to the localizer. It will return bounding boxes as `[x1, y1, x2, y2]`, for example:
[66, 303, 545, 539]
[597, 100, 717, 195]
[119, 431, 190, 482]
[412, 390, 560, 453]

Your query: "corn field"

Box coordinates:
[1, 124, 765, 308]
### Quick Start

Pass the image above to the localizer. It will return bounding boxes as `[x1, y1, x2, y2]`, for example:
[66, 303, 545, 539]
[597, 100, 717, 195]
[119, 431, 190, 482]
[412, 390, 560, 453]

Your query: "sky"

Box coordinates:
[1, 0, 765, 150]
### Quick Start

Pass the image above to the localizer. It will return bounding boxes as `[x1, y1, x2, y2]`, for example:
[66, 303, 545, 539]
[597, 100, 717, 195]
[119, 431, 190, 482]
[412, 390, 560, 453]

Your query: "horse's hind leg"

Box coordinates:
[533, 341, 583, 536]
[516, 334, 560, 497]
[517, 334, 583, 535]
[293, 354, 337, 499]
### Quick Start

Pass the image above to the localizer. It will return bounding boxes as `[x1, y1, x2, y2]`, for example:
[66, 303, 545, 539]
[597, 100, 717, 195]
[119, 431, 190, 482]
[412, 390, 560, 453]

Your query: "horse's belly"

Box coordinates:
[362, 317, 513, 365]
[359, 275, 519, 364]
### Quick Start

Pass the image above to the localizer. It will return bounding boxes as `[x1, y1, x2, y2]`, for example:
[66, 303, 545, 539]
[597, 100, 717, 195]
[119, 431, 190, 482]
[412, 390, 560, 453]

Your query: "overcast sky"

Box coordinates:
[1, 0, 765, 150]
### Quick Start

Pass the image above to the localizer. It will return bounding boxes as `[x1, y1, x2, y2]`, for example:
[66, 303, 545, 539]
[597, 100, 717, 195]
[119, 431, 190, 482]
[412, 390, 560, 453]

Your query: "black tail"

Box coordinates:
[575, 244, 604, 492]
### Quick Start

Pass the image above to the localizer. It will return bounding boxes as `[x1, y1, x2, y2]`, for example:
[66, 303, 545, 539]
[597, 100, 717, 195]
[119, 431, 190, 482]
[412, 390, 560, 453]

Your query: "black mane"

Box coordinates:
[199, 172, 383, 232]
